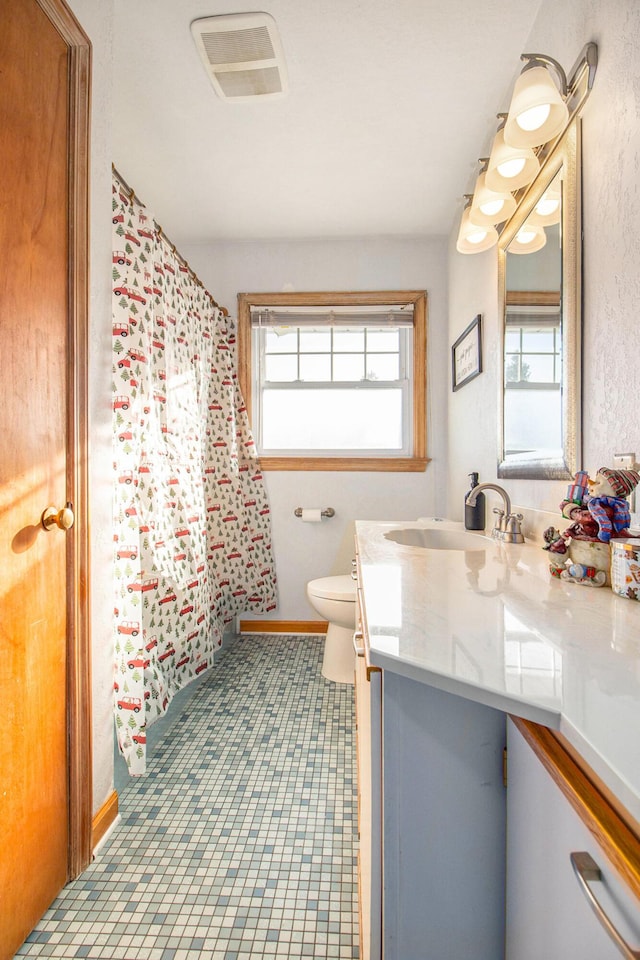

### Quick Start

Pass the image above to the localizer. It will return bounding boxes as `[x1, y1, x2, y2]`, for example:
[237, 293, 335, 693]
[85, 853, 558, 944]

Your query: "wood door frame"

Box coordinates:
[36, 0, 93, 878]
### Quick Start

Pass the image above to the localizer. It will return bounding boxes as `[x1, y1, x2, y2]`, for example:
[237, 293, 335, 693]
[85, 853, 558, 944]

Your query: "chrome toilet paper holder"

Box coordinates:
[294, 507, 335, 519]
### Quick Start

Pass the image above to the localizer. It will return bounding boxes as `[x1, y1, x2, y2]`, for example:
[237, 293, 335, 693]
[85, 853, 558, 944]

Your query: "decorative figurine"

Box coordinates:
[546, 467, 640, 586]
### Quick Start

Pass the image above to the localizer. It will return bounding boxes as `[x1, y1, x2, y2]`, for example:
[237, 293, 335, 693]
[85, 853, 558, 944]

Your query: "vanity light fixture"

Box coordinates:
[456, 196, 498, 255]
[469, 160, 517, 227]
[503, 56, 569, 149]
[508, 222, 547, 255]
[455, 42, 597, 256]
[485, 118, 540, 193]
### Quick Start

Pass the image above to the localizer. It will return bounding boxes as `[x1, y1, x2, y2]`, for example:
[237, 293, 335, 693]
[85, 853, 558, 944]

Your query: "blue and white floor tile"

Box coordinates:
[17, 635, 358, 959]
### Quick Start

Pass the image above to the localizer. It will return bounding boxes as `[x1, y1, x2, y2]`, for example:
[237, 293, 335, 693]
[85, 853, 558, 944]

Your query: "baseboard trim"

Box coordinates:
[92, 790, 119, 852]
[239, 619, 328, 635]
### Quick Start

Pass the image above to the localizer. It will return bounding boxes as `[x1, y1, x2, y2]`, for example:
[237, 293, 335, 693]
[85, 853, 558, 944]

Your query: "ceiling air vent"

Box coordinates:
[191, 12, 288, 101]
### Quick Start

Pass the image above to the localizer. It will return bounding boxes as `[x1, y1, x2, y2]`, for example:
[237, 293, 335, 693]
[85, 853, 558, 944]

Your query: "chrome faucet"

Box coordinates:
[465, 482, 525, 543]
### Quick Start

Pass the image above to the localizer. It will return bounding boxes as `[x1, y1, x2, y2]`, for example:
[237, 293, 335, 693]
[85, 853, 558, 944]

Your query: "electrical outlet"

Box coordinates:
[613, 452, 637, 469]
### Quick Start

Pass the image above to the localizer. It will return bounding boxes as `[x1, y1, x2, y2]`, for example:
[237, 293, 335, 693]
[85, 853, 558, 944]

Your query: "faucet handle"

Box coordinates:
[505, 513, 525, 543]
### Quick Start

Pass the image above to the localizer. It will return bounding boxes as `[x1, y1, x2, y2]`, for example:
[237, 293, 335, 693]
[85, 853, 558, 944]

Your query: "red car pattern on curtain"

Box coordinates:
[112, 176, 277, 774]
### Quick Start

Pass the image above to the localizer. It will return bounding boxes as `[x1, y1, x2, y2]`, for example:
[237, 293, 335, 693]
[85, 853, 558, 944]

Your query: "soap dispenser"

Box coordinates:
[465, 472, 485, 531]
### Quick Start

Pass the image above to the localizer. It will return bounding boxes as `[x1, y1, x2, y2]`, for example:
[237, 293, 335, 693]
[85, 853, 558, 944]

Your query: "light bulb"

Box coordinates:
[509, 222, 547, 254]
[536, 196, 560, 217]
[456, 206, 498, 254]
[497, 157, 526, 179]
[503, 64, 569, 148]
[526, 180, 562, 227]
[516, 103, 551, 132]
[467, 227, 488, 245]
[517, 228, 537, 244]
[480, 197, 505, 217]
[469, 170, 517, 226]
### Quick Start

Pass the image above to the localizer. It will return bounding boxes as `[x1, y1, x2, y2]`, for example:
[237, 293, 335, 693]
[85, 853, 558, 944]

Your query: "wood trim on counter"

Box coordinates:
[91, 792, 119, 852]
[238, 620, 328, 635]
[511, 717, 640, 902]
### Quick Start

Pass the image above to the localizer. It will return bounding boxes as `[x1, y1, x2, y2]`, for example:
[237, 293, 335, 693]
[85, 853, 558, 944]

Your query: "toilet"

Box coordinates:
[306, 575, 357, 684]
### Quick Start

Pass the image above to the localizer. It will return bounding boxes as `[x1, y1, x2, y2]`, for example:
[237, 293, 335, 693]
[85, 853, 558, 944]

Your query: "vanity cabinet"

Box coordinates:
[506, 718, 640, 960]
[354, 517, 640, 960]
[354, 579, 507, 960]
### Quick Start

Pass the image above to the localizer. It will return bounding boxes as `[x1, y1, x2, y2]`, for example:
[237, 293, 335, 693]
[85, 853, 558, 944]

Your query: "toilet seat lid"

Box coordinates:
[307, 575, 356, 602]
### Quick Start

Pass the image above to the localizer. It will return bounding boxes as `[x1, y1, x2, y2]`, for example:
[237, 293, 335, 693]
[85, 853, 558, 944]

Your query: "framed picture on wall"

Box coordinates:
[452, 314, 482, 391]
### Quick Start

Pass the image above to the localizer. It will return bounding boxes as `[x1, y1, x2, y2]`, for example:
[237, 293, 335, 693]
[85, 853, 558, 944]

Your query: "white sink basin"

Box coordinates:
[384, 527, 490, 551]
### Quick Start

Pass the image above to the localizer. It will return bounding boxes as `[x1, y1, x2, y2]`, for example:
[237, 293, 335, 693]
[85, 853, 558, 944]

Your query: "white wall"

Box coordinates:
[67, 0, 115, 814]
[182, 237, 449, 619]
[446, 0, 640, 522]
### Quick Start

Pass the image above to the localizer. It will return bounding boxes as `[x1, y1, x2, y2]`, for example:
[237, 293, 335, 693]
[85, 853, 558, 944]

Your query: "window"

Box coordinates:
[237, 291, 427, 471]
[504, 293, 562, 459]
[505, 307, 561, 387]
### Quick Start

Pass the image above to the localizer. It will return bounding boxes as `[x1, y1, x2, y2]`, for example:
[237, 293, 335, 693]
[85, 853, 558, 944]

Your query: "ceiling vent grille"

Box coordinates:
[191, 13, 288, 101]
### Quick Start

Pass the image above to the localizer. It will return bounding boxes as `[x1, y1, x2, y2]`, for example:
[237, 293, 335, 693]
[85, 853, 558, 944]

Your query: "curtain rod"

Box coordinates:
[112, 164, 228, 316]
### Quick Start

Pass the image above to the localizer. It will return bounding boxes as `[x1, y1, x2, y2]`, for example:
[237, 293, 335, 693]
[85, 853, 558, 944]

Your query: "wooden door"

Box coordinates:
[0, 1, 91, 956]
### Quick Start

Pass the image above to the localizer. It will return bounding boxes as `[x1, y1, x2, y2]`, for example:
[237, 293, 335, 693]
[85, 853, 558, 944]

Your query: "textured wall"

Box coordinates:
[182, 236, 449, 620]
[446, 0, 640, 521]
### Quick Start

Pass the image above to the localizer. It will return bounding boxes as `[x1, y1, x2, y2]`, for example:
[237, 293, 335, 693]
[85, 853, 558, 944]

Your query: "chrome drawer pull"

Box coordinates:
[571, 852, 640, 959]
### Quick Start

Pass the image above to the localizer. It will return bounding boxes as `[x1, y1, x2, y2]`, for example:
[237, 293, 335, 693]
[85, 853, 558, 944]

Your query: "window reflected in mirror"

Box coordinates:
[504, 290, 562, 463]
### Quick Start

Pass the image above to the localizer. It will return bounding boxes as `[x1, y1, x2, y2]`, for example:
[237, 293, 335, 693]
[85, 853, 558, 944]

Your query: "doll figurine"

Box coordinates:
[546, 467, 640, 586]
[576, 467, 639, 543]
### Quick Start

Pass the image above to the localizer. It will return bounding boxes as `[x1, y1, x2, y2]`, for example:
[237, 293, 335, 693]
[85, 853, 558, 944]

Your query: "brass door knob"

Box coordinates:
[41, 502, 75, 532]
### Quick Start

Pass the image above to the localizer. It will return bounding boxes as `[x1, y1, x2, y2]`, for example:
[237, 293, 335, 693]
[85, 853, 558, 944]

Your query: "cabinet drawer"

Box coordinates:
[506, 719, 640, 959]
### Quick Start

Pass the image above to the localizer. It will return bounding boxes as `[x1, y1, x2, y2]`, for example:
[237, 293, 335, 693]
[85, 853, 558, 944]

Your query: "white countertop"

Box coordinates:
[355, 518, 640, 823]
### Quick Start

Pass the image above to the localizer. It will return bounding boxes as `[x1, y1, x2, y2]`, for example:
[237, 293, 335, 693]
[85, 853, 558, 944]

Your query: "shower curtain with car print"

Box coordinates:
[112, 175, 277, 774]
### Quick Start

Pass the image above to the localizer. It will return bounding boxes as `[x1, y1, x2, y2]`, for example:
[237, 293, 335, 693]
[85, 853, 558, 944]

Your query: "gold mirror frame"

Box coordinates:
[497, 119, 581, 479]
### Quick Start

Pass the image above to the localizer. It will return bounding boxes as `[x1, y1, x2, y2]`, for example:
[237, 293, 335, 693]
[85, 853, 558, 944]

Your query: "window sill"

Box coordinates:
[258, 456, 430, 472]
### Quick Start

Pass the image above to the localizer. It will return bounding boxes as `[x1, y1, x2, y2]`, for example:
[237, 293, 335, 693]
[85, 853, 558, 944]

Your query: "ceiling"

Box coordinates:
[112, 0, 544, 245]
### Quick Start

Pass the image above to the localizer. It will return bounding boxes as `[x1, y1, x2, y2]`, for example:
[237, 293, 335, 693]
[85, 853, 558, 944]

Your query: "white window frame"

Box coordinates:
[237, 291, 428, 472]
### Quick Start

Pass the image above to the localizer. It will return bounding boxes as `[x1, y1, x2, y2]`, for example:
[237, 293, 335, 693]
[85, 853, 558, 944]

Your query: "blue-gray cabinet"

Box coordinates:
[355, 648, 507, 960]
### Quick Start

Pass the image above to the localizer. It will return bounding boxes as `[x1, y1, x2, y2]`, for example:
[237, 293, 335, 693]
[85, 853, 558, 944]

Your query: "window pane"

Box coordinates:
[334, 354, 365, 381]
[522, 329, 557, 352]
[505, 354, 521, 382]
[300, 354, 332, 381]
[265, 328, 297, 353]
[366, 354, 399, 380]
[333, 328, 364, 351]
[299, 329, 331, 352]
[262, 388, 403, 450]
[523, 354, 556, 382]
[367, 329, 399, 351]
[505, 330, 521, 351]
[265, 354, 298, 381]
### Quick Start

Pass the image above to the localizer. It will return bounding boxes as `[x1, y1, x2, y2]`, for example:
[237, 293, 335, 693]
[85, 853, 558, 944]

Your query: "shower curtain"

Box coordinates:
[112, 175, 277, 774]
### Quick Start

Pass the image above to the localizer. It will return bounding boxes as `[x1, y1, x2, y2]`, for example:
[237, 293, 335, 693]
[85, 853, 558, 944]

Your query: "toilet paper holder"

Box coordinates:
[294, 507, 335, 519]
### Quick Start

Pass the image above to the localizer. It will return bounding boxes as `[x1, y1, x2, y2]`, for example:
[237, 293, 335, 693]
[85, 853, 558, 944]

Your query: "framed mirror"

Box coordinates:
[497, 120, 581, 479]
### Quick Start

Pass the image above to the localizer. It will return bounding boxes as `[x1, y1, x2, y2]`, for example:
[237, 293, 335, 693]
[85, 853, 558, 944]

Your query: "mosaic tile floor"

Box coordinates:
[17, 635, 358, 960]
